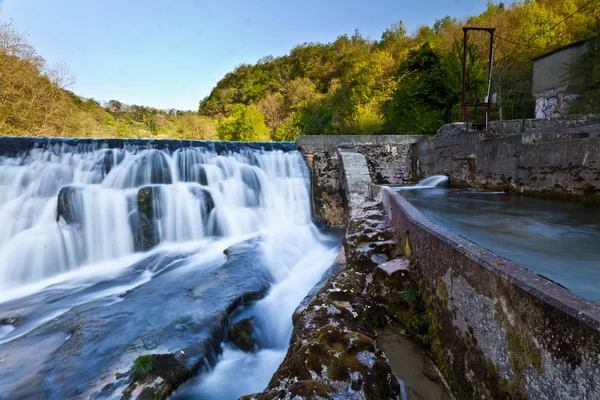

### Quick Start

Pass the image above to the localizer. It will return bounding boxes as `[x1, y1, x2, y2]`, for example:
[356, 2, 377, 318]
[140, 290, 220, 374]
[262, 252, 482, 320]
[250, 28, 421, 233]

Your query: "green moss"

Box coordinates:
[133, 355, 154, 377]
[492, 300, 542, 398]
[401, 287, 419, 304]
[402, 230, 412, 260]
[392, 227, 412, 260]
[228, 318, 255, 352]
[507, 326, 543, 374]
[436, 279, 448, 305]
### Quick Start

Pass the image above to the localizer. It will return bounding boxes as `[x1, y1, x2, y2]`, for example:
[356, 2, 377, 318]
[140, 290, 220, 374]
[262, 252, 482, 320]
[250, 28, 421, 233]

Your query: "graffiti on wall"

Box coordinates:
[535, 91, 575, 119]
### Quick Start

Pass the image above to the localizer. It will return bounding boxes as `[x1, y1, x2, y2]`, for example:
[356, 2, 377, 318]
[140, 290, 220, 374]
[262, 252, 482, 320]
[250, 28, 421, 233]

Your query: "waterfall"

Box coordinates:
[394, 175, 449, 190]
[0, 139, 340, 399]
[0, 142, 314, 288]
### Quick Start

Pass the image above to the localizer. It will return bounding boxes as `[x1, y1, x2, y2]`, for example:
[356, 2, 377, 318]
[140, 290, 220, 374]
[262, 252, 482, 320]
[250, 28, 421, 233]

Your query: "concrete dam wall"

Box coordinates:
[381, 187, 600, 399]
[411, 130, 600, 201]
[296, 129, 600, 398]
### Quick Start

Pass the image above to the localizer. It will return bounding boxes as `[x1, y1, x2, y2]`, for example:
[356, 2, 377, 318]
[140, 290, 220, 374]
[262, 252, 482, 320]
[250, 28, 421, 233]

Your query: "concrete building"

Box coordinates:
[532, 38, 592, 119]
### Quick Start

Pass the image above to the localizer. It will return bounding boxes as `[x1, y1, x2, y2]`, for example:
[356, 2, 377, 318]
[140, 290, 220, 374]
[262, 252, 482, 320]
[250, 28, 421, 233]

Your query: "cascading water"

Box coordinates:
[393, 175, 449, 190]
[0, 139, 340, 399]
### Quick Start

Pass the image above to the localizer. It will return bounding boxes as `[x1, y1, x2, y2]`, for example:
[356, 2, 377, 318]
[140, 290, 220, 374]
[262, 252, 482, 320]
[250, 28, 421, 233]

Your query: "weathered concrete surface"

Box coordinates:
[487, 116, 600, 138]
[412, 131, 600, 201]
[381, 187, 600, 399]
[297, 135, 425, 225]
[339, 151, 372, 216]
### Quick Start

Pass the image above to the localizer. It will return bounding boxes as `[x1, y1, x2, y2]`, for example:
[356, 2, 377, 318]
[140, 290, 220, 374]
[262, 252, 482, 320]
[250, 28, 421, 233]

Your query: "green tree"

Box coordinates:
[217, 104, 270, 142]
[566, 19, 600, 114]
[384, 42, 461, 135]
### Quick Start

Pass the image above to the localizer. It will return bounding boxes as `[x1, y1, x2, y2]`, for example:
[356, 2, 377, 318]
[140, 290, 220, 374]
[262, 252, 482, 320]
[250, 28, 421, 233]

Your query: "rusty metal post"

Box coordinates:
[485, 29, 495, 131]
[521, 100, 526, 133]
[461, 27, 495, 131]
[461, 28, 468, 122]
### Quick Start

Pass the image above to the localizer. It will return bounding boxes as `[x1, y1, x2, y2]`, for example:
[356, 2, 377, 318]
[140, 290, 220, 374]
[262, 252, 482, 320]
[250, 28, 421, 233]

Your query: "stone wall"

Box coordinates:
[297, 135, 425, 225]
[380, 187, 600, 399]
[411, 131, 600, 201]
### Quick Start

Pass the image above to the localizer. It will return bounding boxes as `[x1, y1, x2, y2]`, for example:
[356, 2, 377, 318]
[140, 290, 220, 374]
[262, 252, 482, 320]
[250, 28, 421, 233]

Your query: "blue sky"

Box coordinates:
[0, 0, 489, 110]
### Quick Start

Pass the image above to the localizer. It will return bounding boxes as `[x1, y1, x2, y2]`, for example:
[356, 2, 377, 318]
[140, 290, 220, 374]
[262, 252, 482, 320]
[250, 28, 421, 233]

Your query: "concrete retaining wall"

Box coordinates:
[411, 132, 600, 200]
[380, 187, 600, 399]
[297, 135, 425, 224]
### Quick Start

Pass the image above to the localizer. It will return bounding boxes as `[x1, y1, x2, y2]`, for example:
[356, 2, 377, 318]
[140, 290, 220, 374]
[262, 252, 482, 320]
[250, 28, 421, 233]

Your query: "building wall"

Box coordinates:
[532, 41, 589, 119]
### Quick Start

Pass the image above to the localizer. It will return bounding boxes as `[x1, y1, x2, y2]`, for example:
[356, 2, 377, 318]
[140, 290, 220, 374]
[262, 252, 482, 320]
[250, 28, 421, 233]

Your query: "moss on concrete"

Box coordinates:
[436, 279, 448, 306]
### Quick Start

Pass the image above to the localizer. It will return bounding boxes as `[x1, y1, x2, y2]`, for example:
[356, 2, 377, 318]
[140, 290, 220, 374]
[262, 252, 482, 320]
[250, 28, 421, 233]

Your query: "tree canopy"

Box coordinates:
[199, 0, 599, 138]
[1, 0, 599, 141]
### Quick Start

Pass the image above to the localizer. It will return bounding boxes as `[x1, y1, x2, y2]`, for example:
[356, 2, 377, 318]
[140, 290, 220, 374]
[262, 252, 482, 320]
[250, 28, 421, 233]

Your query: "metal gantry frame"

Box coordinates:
[461, 27, 495, 131]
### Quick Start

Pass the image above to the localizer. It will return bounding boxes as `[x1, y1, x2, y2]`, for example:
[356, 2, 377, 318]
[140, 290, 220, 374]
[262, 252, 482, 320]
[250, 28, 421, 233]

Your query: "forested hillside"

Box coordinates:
[1, 1, 598, 140]
[0, 21, 216, 139]
[200, 0, 599, 140]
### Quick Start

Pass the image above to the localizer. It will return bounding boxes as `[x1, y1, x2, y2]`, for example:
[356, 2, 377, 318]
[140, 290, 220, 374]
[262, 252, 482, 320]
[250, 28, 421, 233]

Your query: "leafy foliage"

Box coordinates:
[1, 1, 598, 140]
[216, 104, 270, 142]
[384, 43, 462, 135]
[198, 0, 598, 137]
[566, 18, 600, 114]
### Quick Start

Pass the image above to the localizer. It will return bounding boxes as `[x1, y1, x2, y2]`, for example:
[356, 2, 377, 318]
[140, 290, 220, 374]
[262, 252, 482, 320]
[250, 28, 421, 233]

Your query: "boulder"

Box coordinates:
[134, 186, 161, 251]
[436, 122, 474, 136]
[56, 186, 84, 225]
[188, 187, 215, 217]
[102, 149, 124, 175]
[228, 318, 255, 352]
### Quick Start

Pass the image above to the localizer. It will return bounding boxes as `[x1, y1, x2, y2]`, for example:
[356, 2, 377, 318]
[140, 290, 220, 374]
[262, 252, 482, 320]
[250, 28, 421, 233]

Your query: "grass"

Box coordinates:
[133, 355, 154, 376]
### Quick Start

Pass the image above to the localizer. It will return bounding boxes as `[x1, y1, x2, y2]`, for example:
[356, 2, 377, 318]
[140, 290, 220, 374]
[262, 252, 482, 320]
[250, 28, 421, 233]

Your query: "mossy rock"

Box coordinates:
[123, 353, 192, 400]
[228, 318, 255, 352]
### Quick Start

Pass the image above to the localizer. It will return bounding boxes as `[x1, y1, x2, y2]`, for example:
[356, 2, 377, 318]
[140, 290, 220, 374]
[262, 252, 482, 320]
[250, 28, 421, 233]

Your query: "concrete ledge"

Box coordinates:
[380, 186, 600, 398]
[297, 135, 426, 151]
[0, 136, 296, 156]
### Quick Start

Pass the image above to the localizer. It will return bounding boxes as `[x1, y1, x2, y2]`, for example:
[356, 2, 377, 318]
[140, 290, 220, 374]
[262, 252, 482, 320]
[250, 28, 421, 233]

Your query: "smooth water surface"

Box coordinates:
[399, 188, 600, 302]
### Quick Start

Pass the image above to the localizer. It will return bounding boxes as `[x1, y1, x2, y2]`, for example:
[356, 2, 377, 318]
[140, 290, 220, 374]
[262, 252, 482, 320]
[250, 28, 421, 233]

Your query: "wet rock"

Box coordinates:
[188, 186, 215, 216]
[102, 149, 124, 175]
[293, 247, 345, 323]
[122, 354, 191, 400]
[240, 165, 263, 194]
[135, 150, 173, 186]
[138, 186, 157, 219]
[0, 316, 21, 326]
[246, 202, 407, 400]
[196, 165, 209, 185]
[228, 318, 255, 352]
[56, 185, 84, 225]
[0, 239, 272, 400]
[134, 186, 160, 251]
